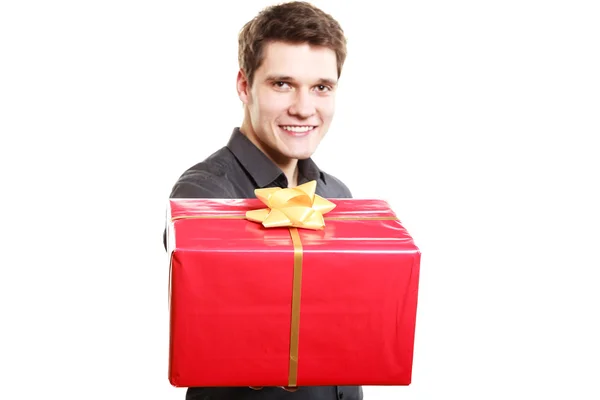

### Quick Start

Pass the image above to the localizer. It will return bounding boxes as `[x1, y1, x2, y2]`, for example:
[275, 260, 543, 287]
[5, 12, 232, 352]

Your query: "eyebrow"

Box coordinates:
[266, 75, 338, 87]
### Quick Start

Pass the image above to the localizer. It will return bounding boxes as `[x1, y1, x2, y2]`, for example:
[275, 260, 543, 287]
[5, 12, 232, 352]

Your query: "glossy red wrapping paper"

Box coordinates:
[166, 198, 420, 388]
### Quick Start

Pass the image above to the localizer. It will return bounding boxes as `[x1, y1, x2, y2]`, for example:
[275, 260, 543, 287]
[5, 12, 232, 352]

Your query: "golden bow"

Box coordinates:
[245, 180, 336, 230]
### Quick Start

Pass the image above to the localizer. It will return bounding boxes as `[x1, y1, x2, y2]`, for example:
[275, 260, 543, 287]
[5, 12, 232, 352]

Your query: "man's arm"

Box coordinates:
[322, 172, 353, 199]
[163, 170, 236, 251]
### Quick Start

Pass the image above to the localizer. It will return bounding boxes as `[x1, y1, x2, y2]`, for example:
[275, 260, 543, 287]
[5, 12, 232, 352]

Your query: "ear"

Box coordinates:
[236, 69, 250, 105]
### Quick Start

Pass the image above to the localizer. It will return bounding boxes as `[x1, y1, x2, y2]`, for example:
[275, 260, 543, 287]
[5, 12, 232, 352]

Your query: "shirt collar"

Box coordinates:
[226, 127, 325, 188]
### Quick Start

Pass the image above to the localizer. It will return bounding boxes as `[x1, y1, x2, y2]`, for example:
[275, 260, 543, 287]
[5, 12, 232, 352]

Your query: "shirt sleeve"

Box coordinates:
[170, 169, 237, 199]
[324, 173, 353, 199]
[163, 169, 236, 251]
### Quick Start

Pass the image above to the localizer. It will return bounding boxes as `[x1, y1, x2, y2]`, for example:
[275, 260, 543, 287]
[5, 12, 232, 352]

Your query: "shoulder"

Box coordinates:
[169, 148, 237, 198]
[320, 170, 353, 199]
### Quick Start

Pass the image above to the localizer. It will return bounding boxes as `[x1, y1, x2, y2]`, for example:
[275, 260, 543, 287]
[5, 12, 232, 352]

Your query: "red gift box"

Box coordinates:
[166, 187, 421, 388]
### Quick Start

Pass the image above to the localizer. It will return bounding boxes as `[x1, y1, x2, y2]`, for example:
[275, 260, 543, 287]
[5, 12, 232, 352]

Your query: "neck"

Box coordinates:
[240, 119, 299, 188]
[282, 163, 299, 188]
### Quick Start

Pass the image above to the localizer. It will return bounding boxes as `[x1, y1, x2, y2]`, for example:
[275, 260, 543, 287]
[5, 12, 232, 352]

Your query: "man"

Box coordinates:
[165, 2, 362, 399]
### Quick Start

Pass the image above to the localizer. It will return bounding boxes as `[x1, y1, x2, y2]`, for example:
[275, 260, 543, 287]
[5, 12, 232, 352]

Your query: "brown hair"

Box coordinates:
[238, 1, 347, 87]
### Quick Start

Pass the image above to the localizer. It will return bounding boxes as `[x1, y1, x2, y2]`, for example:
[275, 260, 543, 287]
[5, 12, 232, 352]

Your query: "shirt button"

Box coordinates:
[338, 392, 344, 399]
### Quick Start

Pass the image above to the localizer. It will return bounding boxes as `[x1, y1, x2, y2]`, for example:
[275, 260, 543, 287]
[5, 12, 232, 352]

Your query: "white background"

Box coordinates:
[1, 0, 599, 399]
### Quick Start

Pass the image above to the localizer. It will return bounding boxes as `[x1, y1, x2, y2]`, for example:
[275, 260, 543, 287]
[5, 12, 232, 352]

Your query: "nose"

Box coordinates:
[288, 88, 316, 119]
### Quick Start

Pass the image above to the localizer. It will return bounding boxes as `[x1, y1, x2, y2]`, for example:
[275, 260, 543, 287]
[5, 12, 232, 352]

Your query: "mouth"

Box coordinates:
[279, 125, 317, 137]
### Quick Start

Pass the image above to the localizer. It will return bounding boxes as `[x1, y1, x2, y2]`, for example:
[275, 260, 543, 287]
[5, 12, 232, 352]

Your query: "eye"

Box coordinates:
[315, 84, 331, 92]
[273, 81, 291, 89]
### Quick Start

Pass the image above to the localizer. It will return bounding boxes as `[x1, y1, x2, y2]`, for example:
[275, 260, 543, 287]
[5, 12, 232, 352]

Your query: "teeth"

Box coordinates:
[281, 126, 314, 133]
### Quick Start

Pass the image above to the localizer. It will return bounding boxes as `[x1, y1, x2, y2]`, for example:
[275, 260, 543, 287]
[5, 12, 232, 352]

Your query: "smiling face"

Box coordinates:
[237, 41, 338, 164]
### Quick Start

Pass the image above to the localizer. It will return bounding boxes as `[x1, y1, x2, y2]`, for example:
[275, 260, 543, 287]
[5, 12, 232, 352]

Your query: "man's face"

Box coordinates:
[238, 41, 338, 163]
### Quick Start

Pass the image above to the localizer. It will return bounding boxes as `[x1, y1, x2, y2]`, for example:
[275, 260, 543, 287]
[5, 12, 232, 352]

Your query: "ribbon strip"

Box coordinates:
[288, 227, 303, 387]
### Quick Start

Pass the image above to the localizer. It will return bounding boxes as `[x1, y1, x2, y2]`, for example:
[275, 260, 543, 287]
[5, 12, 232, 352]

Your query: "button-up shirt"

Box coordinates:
[168, 127, 352, 200]
[164, 128, 362, 400]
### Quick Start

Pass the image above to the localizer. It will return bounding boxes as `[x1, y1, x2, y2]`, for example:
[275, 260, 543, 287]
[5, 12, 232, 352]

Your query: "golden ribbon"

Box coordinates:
[245, 180, 336, 230]
[287, 227, 303, 387]
[244, 180, 337, 387]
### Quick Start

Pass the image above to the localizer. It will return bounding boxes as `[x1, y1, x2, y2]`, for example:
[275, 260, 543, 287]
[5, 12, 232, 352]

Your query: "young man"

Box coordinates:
[165, 2, 362, 399]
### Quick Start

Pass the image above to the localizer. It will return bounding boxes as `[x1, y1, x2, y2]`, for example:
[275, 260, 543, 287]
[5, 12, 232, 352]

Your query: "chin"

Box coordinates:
[278, 140, 321, 160]
[274, 143, 313, 159]
[291, 155, 312, 161]
[286, 150, 315, 160]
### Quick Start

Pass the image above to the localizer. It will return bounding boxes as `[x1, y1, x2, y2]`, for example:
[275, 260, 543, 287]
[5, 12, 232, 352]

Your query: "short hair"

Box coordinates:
[238, 1, 347, 87]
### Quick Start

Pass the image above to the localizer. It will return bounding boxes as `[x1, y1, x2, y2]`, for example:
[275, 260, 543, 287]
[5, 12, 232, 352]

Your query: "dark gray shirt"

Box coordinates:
[165, 128, 362, 400]
[168, 127, 352, 200]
